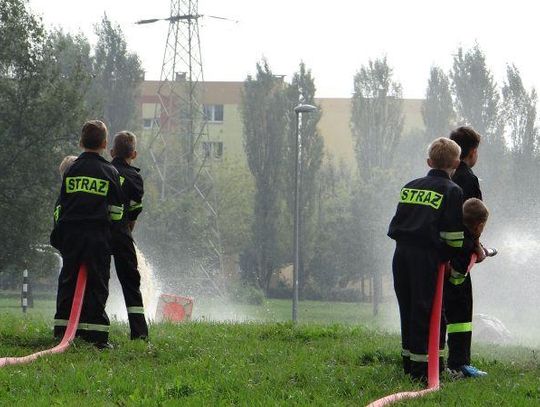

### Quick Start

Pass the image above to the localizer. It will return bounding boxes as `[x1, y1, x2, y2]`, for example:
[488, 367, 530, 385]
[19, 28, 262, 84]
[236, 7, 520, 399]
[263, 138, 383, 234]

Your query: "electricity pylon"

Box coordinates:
[137, 1, 234, 295]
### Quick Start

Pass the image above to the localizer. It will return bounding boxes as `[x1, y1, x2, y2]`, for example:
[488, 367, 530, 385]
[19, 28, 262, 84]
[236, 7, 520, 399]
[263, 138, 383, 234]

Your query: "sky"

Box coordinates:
[29, 0, 540, 98]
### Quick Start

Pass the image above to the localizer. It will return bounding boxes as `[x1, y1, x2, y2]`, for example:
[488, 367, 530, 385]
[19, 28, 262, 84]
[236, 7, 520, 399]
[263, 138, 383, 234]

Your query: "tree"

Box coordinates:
[502, 64, 539, 216]
[351, 56, 404, 181]
[422, 66, 455, 142]
[0, 0, 91, 272]
[89, 15, 143, 136]
[350, 56, 404, 315]
[241, 59, 288, 292]
[451, 45, 504, 204]
[284, 62, 324, 295]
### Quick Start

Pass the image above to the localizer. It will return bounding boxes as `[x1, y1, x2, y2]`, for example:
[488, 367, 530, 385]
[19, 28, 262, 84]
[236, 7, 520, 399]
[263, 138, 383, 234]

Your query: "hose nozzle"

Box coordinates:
[483, 247, 498, 257]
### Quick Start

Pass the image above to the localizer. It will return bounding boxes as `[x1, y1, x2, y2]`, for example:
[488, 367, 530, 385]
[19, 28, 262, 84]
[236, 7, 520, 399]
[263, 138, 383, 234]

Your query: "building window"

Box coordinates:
[203, 104, 224, 122]
[143, 118, 160, 129]
[202, 141, 223, 160]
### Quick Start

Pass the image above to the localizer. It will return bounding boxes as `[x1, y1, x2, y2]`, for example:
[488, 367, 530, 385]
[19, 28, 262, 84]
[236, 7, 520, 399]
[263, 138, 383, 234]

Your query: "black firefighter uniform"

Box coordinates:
[444, 160, 483, 369]
[111, 157, 148, 339]
[51, 152, 124, 344]
[388, 169, 464, 379]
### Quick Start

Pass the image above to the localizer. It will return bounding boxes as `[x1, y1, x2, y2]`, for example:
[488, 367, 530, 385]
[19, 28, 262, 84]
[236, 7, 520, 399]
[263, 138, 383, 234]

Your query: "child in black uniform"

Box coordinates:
[52, 120, 124, 349]
[110, 131, 148, 340]
[388, 137, 464, 381]
[446, 126, 487, 377]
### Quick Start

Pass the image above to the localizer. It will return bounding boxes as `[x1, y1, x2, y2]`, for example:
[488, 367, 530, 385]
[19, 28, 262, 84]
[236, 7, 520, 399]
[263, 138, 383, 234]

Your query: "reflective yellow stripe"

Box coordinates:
[108, 204, 124, 221]
[54, 205, 61, 222]
[400, 188, 443, 209]
[447, 322, 472, 334]
[401, 349, 411, 357]
[119, 176, 125, 186]
[66, 176, 109, 196]
[449, 276, 466, 285]
[128, 202, 143, 212]
[445, 240, 464, 248]
[127, 306, 145, 314]
[54, 319, 69, 327]
[410, 353, 428, 362]
[78, 323, 110, 332]
[448, 269, 467, 285]
[440, 231, 464, 240]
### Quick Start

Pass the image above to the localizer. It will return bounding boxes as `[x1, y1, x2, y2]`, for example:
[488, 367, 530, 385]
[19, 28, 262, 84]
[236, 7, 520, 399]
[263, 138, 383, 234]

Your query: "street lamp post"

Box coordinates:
[292, 103, 317, 324]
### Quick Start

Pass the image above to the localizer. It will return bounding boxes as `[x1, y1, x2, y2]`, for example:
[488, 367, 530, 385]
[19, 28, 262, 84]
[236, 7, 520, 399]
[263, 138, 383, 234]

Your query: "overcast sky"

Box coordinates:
[30, 0, 540, 98]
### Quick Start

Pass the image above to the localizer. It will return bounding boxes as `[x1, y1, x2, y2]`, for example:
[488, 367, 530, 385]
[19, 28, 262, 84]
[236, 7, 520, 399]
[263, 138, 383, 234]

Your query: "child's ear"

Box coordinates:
[453, 158, 460, 169]
[131, 150, 138, 160]
[100, 138, 107, 150]
[427, 158, 433, 168]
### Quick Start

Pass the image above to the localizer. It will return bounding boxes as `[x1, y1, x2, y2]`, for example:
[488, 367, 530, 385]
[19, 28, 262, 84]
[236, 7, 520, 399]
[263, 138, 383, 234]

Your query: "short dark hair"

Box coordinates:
[449, 126, 481, 159]
[112, 131, 137, 159]
[463, 198, 489, 229]
[81, 120, 108, 149]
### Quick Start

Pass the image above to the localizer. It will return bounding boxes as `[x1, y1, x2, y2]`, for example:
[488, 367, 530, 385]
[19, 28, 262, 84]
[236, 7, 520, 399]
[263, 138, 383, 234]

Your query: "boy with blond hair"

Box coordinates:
[388, 137, 464, 381]
[51, 120, 124, 349]
[110, 131, 148, 340]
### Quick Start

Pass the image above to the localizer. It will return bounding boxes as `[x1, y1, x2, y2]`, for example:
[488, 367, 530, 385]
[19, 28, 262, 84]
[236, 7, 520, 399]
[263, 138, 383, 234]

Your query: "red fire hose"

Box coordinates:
[0, 264, 87, 368]
[366, 253, 478, 406]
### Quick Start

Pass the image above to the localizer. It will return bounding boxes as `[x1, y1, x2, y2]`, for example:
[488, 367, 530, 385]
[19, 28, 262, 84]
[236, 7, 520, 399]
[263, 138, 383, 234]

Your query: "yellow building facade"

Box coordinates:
[139, 81, 425, 166]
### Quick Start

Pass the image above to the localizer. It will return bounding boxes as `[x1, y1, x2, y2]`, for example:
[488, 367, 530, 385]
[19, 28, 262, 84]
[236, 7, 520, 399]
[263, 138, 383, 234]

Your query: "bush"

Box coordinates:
[228, 282, 265, 305]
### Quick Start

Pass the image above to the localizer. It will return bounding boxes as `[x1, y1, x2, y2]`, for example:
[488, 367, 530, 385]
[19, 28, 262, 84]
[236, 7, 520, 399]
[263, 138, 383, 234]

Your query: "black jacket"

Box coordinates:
[452, 161, 482, 201]
[111, 157, 144, 225]
[53, 152, 124, 228]
[388, 169, 465, 260]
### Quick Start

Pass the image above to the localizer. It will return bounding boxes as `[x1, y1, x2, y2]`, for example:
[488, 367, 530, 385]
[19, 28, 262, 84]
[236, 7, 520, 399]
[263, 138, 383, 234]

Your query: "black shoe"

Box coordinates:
[94, 342, 114, 350]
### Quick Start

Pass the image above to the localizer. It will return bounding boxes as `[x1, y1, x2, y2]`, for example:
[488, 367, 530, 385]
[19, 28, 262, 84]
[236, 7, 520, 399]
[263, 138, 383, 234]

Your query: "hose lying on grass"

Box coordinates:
[366, 253, 479, 407]
[0, 264, 87, 368]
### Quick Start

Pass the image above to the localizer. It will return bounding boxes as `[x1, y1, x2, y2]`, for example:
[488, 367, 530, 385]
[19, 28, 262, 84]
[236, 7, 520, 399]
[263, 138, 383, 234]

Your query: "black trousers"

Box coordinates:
[54, 225, 111, 343]
[443, 273, 473, 368]
[111, 228, 148, 339]
[393, 242, 446, 380]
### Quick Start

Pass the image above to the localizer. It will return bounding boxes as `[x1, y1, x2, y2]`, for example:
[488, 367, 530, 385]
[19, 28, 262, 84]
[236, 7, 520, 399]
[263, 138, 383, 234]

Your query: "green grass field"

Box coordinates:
[1, 296, 539, 406]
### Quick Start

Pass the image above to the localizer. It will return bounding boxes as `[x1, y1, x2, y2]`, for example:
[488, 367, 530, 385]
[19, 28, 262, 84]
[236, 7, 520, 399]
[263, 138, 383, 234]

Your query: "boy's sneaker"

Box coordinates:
[447, 365, 487, 378]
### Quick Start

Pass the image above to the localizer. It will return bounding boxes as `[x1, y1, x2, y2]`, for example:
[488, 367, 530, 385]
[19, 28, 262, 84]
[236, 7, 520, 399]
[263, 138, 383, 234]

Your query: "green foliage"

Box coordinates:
[422, 66, 455, 142]
[89, 14, 144, 135]
[351, 56, 404, 179]
[0, 0, 91, 272]
[241, 59, 288, 292]
[350, 57, 404, 314]
[451, 45, 502, 143]
[227, 280, 265, 305]
[0, 310, 539, 406]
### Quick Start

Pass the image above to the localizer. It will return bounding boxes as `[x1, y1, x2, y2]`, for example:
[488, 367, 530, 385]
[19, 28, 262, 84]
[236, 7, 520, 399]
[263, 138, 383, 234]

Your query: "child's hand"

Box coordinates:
[474, 242, 486, 263]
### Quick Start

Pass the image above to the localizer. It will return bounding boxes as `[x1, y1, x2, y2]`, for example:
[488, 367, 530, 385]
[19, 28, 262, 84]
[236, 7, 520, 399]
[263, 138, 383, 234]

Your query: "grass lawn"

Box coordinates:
[0, 295, 539, 406]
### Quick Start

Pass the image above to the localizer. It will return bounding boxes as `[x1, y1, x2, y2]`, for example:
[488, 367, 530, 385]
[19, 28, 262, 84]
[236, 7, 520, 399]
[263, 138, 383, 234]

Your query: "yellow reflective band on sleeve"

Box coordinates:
[127, 306, 145, 314]
[78, 323, 110, 332]
[400, 188, 443, 209]
[440, 231, 464, 248]
[66, 176, 109, 196]
[128, 202, 143, 212]
[410, 353, 429, 362]
[54, 205, 61, 222]
[447, 322, 472, 334]
[440, 231, 464, 240]
[108, 204, 124, 221]
[119, 176, 125, 186]
[54, 319, 69, 327]
[445, 240, 464, 248]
